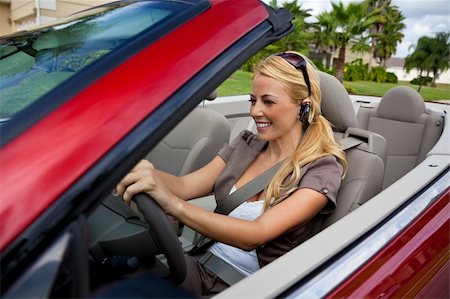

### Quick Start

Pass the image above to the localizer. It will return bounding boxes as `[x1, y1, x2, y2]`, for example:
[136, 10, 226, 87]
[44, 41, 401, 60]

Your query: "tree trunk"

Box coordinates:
[368, 43, 376, 74]
[431, 68, 438, 87]
[325, 52, 331, 69]
[418, 69, 423, 93]
[382, 55, 387, 68]
[335, 46, 346, 82]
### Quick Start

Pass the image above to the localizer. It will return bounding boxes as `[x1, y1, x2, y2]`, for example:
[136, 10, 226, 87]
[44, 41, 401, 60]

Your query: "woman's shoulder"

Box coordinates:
[312, 155, 339, 165]
[299, 155, 343, 213]
[303, 155, 343, 177]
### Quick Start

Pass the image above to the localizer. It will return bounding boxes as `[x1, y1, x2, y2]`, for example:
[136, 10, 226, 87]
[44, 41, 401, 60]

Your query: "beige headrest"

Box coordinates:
[319, 71, 357, 132]
[377, 86, 426, 123]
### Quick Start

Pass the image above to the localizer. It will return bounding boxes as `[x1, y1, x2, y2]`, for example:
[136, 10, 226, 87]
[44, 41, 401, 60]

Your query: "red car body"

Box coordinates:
[328, 190, 449, 299]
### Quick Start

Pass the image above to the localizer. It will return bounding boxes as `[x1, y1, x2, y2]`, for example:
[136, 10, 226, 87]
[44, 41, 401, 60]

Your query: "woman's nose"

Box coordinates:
[250, 102, 264, 118]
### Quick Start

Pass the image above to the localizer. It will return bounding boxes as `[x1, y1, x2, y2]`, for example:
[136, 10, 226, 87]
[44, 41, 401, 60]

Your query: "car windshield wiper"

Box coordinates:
[0, 32, 42, 59]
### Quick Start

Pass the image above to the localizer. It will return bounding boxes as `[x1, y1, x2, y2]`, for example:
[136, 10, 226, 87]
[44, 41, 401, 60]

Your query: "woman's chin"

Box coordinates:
[256, 131, 272, 141]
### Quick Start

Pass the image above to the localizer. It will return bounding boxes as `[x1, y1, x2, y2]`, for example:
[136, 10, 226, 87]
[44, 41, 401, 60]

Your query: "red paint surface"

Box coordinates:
[326, 188, 449, 299]
[0, 0, 268, 251]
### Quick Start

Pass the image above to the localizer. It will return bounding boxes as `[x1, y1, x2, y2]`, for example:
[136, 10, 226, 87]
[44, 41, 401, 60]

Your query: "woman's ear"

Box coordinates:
[301, 98, 311, 106]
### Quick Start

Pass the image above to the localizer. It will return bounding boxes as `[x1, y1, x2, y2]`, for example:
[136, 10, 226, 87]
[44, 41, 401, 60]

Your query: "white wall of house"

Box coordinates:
[1, 0, 113, 35]
[387, 67, 450, 84]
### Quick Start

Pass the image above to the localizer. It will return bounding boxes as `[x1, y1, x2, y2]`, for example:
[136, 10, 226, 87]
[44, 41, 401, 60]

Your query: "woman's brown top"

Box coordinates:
[214, 130, 343, 267]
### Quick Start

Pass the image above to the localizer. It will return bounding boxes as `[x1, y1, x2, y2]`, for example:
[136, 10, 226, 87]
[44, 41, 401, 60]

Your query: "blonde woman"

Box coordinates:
[116, 52, 347, 296]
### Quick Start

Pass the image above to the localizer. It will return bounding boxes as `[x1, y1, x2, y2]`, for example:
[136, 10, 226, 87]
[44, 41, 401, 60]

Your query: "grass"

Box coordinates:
[344, 81, 450, 101]
[217, 70, 253, 97]
[218, 70, 450, 101]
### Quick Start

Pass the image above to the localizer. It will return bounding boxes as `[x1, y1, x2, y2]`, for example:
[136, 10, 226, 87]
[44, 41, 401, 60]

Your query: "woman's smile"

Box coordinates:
[255, 121, 272, 132]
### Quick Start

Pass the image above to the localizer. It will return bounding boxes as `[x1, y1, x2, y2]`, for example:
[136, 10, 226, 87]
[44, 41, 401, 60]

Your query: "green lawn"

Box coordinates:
[217, 70, 253, 97]
[344, 81, 450, 101]
[218, 70, 450, 101]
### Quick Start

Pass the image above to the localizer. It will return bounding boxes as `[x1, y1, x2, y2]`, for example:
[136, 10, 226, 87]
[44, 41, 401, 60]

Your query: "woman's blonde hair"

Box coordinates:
[253, 52, 347, 212]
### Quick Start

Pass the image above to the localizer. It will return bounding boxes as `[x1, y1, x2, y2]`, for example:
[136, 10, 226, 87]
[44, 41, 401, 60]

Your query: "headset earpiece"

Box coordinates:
[299, 103, 310, 124]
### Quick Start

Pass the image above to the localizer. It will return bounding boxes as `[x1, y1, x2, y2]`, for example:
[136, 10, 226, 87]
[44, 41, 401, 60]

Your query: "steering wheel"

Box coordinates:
[132, 193, 187, 284]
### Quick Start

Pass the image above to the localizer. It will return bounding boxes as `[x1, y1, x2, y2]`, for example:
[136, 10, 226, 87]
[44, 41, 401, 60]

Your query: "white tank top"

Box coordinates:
[209, 187, 264, 276]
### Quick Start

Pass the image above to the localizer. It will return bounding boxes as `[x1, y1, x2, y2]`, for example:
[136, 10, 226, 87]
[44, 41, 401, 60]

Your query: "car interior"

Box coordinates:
[5, 67, 445, 298]
[86, 70, 445, 292]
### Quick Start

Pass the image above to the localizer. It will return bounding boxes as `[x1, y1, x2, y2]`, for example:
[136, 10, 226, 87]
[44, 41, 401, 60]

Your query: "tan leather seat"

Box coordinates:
[319, 72, 387, 228]
[146, 95, 230, 176]
[357, 86, 443, 188]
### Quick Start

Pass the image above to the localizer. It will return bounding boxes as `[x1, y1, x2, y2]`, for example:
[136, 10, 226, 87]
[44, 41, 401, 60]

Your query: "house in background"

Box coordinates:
[385, 57, 450, 84]
[0, 0, 114, 36]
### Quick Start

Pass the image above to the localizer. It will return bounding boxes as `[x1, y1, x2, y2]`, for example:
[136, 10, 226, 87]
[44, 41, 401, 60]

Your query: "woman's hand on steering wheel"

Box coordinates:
[116, 159, 181, 215]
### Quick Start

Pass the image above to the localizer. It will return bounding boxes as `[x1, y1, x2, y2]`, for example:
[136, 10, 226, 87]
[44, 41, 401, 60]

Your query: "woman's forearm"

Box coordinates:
[154, 156, 224, 201]
[155, 169, 191, 200]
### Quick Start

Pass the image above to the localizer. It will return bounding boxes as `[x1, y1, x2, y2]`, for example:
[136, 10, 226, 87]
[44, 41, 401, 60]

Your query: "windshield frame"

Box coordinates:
[0, 0, 210, 147]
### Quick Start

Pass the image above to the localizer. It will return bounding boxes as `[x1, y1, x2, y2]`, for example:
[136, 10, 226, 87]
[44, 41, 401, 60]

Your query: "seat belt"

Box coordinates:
[339, 136, 364, 151]
[214, 159, 285, 215]
[191, 159, 285, 284]
[189, 159, 285, 256]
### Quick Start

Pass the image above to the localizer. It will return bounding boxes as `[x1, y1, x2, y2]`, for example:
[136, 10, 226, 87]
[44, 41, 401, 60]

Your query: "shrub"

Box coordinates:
[241, 53, 264, 72]
[343, 84, 356, 94]
[342, 59, 399, 83]
[312, 59, 325, 71]
[344, 59, 368, 81]
[369, 67, 387, 83]
[241, 45, 279, 72]
[385, 72, 398, 83]
[410, 76, 433, 86]
[312, 59, 335, 75]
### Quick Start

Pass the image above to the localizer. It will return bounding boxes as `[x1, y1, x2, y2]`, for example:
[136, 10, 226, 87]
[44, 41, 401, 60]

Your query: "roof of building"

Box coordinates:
[386, 57, 405, 68]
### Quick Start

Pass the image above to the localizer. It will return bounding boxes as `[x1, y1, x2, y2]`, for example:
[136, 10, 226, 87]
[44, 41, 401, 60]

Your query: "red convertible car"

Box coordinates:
[0, 0, 448, 298]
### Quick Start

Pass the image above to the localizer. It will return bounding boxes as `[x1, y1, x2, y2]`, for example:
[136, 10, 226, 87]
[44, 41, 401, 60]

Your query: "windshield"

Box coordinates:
[0, 1, 190, 121]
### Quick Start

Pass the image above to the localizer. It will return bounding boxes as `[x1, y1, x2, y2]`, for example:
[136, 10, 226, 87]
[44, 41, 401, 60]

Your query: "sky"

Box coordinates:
[268, 0, 450, 58]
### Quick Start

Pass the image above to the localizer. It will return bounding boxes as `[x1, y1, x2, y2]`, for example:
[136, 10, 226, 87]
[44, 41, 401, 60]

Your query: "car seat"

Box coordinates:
[146, 92, 230, 176]
[356, 86, 443, 188]
[319, 71, 387, 228]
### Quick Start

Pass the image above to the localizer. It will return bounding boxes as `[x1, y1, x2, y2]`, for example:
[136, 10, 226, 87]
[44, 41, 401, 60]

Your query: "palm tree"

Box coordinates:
[314, 11, 338, 70]
[404, 40, 431, 92]
[275, 1, 313, 54]
[374, 5, 405, 68]
[329, 1, 379, 82]
[366, 0, 389, 73]
[366, 0, 405, 72]
[268, 0, 278, 9]
[405, 32, 450, 89]
[428, 32, 450, 87]
[242, 0, 313, 71]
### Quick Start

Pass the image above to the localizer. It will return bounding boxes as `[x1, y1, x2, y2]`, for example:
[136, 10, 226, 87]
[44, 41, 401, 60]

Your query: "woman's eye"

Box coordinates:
[263, 99, 274, 105]
[248, 99, 256, 105]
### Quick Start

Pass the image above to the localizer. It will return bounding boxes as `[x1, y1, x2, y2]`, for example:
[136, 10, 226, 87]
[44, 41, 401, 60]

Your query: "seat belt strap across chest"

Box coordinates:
[214, 159, 285, 215]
